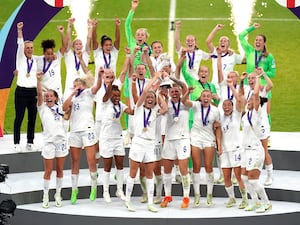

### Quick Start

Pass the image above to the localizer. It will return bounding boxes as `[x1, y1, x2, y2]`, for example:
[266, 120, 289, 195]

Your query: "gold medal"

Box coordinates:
[26, 73, 30, 77]
[77, 70, 80, 75]
[142, 127, 148, 132]
[173, 117, 179, 122]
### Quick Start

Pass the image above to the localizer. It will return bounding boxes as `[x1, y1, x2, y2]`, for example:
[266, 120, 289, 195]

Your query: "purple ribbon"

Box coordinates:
[27, 58, 34, 74]
[171, 99, 180, 118]
[247, 110, 253, 127]
[103, 51, 111, 69]
[198, 80, 211, 91]
[74, 53, 80, 71]
[227, 84, 236, 100]
[137, 79, 145, 96]
[42, 57, 52, 74]
[113, 102, 121, 119]
[75, 88, 84, 97]
[201, 104, 211, 126]
[143, 108, 152, 128]
[210, 52, 229, 59]
[187, 51, 195, 70]
[49, 104, 64, 117]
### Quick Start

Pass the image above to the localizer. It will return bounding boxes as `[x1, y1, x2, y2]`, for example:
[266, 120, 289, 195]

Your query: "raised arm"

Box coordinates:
[206, 24, 224, 53]
[216, 47, 224, 84]
[142, 46, 155, 77]
[169, 75, 187, 94]
[85, 19, 93, 55]
[77, 51, 89, 74]
[118, 47, 132, 84]
[125, 0, 139, 44]
[92, 19, 99, 50]
[238, 72, 247, 109]
[255, 67, 273, 92]
[181, 87, 193, 108]
[36, 72, 44, 107]
[175, 50, 185, 79]
[174, 21, 182, 52]
[114, 18, 121, 50]
[238, 23, 260, 51]
[102, 80, 113, 103]
[17, 22, 23, 39]
[131, 73, 138, 104]
[253, 72, 260, 111]
[57, 25, 67, 54]
[91, 67, 104, 95]
[227, 78, 241, 112]
[66, 18, 75, 52]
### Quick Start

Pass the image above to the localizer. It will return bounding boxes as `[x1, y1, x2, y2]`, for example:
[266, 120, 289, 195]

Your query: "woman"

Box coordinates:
[182, 89, 221, 207]
[37, 72, 69, 208]
[92, 17, 120, 75]
[36, 26, 67, 103]
[62, 56, 103, 204]
[238, 22, 276, 150]
[175, 21, 210, 79]
[219, 78, 247, 209]
[63, 18, 92, 100]
[160, 77, 191, 209]
[124, 73, 168, 213]
[240, 72, 272, 213]
[100, 83, 133, 203]
[206, 24, 243, 89]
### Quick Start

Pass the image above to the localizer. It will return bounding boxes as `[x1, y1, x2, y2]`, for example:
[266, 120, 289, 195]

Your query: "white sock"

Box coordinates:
[71, 174, 79, 191]
[225, 185, 235, 199]
[182, 175, 190, 198]
[140, 176, 147, 194]
[265, 164, 273, 177]
[155, 175, 163, 197]
[43, 179, 50, 195]
[163, 173, 172, 196]
[90, 171, 98, 189]
[249, 179, 270, 204]
[192, 172, 201, 195]
[125, 176, 135, 202]
[116, 169, 124, 192]
[206, 172, 214, 195]
[241, 174, 258, 203]
[146, 178, 154, 205]
[56, 177, 63, 195]
[102, 171, 110, 193]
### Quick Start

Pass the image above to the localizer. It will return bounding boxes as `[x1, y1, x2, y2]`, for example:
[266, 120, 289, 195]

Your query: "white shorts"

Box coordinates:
[162, 138, 190, 160]
[129, 136, 156, 163]
[154, 143, 162, 161]
[41, 141, 68, 159]
[191, 139, 216, 150]
[245, 148, 265, 171]
[259, 125, 270, 140]
[220, 150, 241, 168]
[69, 130, 97, 148]
[100, 138, 125, 158]
[240, 149, 246, 168]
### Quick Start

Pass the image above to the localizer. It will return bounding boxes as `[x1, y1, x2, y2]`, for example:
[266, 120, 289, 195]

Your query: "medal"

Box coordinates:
[171, 99, 180, 122]
[103, 51, 111, 69]
[187, 51, 195, 70]
[113, 103, 121, 120]
[26, 58, 33, 78]
[142, 127, 148, 132]
[74, 53, 80, 73]
[43, 57, 52, 74]
[77, 70, 80, 75]
[137, 79, 145, 96]
[247, 110, 253, 128]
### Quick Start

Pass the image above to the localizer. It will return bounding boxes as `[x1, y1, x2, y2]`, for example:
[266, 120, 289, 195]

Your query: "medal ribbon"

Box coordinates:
[75, 88, 84, 97]
[43, 57, 53, 74]
[74, 53, 80, 71]
[171, 99, 180, 118]
[198, 80, 211, 91]
[201, 104, 211, 126]
[227, 84, 236, 100]
[143, 108, 152, 128]
[247, 110, 253, 127]
[49, 104, 64, 117]
[255, 50, 263, 68]
[113, 102, 121, 119]
[210, 52, 229, 59]
[103, 51, 111, 69]
[187, 51, 195, 70]
[137, 79, 145, 96]
[27, 58, 34, 75]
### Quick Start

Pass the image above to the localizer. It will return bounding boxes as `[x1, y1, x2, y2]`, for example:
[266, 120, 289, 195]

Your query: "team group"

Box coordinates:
[13, 0, 275, 213]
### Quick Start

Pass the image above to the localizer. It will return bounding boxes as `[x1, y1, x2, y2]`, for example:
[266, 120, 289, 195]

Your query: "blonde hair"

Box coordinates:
[136, 28, 150, 39]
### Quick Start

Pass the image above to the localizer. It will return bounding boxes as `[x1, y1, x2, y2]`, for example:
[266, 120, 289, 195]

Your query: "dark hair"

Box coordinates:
[259, 96, 268, 107]
[151, 40, 163, 48]
[112, 85, 120, 92]
[101, 35, 112, 47]
[41, 39, 55, 52]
